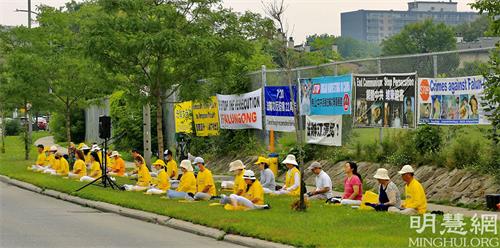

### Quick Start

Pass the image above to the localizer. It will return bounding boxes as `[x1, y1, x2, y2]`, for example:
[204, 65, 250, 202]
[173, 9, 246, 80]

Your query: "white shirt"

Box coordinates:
[315, 170, 333, 199]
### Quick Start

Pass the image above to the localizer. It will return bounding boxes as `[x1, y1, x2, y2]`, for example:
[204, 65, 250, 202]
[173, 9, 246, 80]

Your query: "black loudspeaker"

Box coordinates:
[99, 116, 111, 139]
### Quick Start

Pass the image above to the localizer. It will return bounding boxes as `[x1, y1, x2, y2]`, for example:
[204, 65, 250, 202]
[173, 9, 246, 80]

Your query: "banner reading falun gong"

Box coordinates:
[417, 76, 490, 125]
[192, 96, 219, 136]
[306, 115, 342, 146]
[217, 89, 263, 130]
[174, 101, 193, 133]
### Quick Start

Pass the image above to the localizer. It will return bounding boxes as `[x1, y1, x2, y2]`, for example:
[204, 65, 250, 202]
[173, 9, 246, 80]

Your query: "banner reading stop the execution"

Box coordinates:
[192, 96, 220, 136]
[217, 89, 263, 130]
[306, 115, 342, 146]
[417, 76, 490, 125]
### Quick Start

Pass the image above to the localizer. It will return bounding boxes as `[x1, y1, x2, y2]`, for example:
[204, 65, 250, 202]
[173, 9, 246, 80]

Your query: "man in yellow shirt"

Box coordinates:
[55, 153, 69, 176]
[108, 151, 126, 177]
[226, 170, 270, 210]
[193, 157, 216, 200]
[29, 144, 46, 170]
[167, 160, 196, 199]
[389, 165, 427, 215]
[164, 149, 178, 179]
[220, 160, 247, 205]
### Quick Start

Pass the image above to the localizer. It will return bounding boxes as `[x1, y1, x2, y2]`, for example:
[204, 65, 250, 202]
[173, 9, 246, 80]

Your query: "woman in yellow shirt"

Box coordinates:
[80, 152, 102, 182]
[68, 150, 87, 179]
[145, 160, 171, 195]
[193, 157, 216, 201]
[53, 152, 69, 176]
[225, 170, 269, 210]
[29, 144, 46, 171]
[274, 154, 301, 196]
[123, 156, 151, 191]
[167, 160, 196, 199]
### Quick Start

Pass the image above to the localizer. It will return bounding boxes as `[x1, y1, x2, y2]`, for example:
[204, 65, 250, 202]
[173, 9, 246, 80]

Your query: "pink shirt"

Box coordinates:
[343, 175, 363, 201]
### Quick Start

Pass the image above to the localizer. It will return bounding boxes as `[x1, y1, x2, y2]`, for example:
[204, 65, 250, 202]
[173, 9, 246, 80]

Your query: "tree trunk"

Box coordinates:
[24, 100, 30, 160]
[1, 108, 5, 154]
[65, 106, 72, 148]
[156, 90, 164, 162]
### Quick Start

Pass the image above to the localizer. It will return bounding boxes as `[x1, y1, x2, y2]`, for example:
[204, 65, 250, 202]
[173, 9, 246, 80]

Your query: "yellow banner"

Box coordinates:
[174, 101, 193, 133]
[192, 96, 219, 136]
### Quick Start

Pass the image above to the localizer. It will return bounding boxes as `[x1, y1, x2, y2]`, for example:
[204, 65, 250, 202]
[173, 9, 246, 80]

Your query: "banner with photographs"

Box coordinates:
[418, 76, 490, 125]
[192, 96, 220, 136]
[299, 75, 352, 116]
[264, 86, 297, 132]
[174, 101, 193, 133]
[306, 115, 342, 146]
[217, 89, 263, 130]
[354, 73, 416, 128]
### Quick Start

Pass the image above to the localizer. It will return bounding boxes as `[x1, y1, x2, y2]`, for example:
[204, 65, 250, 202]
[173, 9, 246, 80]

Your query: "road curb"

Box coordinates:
[0, 175, 294, 248]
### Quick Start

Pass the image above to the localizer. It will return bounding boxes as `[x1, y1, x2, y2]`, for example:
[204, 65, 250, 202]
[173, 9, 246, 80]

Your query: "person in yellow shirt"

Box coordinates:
[274, 154, 301, 196]
[68, 150, 87, 179]
[224, 170, 269, 210]
[389, 165, 427, 215]
[29, 144, 46, 171]
[125, 149, 143, 178]
[55, 152, 69, 176]
[164, 149, 178, 179]
[108, 151, 126, 177]
[80, 152, 102, 182]
[123, 156, 151, 191]
[230, 160, 246, 195]
[167, 160, 196, 199]
[82, 145, 92, 167]
[40, 146, 59, 173]
[193, 157, 216, 200]
[145, 160, 171, 195]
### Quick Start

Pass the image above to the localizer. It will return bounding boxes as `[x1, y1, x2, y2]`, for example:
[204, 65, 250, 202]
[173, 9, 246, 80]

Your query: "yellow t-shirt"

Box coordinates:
[233, 170, 246, 195]
[154, 170, 170, 191]
[84, 153, 92, 165]
[177, 171, 196, 194]
[285, 167, 301, 196]
[112, 157, 126, 176]
[243, 180, 264, 205]
[36, 152, 46, 166]
[196, 168, 216, 196]
[51, 158, 61, 171]
[166, 160, 178, 179]
[404, 178, 427, 214]
[73, 159, 87, 177]
[89, 161, 102, 178]
[57, 157, 69, 175]
[46, 154, 56, 168]
[137, 164, 152, 187]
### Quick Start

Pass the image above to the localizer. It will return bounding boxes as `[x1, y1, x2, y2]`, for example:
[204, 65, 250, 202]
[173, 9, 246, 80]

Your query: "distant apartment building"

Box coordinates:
[341, 1, 480, 43]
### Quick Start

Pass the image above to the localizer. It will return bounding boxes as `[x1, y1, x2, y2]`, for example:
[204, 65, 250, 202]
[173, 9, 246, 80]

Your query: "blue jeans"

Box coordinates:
[167, 190, 188, 199]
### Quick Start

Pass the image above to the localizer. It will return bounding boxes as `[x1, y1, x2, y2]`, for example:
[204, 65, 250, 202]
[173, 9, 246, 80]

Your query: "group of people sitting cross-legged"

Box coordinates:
[29, 143, 427, 215]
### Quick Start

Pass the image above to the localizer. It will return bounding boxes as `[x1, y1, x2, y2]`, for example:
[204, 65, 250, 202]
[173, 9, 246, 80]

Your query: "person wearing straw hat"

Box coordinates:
[55, 152, 70, 176]
[146, 160, 171, 195]
[40, 145, 59, 174]
[29, 144, 46, 171]
[108, 151, 126, 177]
[193, 157, 216, 201]
[274, 154, 301, 196]
[367, 168, 401, 211]
[229, 160, 246, 196]
[255, 157, 276, 194]
[80, 152, 102, 182]
[167, 160, 197, 199]
[388, 165, 427, 215]
[222, 170, 270, 210]
[163, 149, 178, 180]
[68, 150, 87, 179]
[305, 162, 333, 200]
[122, 156, 152, 191]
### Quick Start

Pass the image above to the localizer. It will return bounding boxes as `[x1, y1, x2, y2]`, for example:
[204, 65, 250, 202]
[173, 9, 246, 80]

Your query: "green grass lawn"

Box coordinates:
[0, 134, 497, 248]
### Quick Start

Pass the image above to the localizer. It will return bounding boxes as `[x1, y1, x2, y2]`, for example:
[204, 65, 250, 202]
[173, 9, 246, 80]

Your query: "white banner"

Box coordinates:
[266, 116, 295, 132]
[306, 115, 342, 146]
[417, 76, 491, 125]
[217, 89, 263, 130]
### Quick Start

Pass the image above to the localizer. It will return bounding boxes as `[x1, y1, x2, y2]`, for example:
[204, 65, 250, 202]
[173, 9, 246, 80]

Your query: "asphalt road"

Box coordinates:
[0, 182, 244, 248]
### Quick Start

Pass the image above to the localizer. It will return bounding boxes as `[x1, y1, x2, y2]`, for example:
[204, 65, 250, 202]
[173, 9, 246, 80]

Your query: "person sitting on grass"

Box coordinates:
[68, 150, 87, 179]
[167, 160, 196, 199]
[305, 162, 333, 201]
[41, 146, 60, 174]
[29, 144, 46, 171]
[108, 151, 126, 177]
[55, 152, 70, 176]
[193, 157, 216, 201]
[366, 168, 401, 211]
[122, 156, 152, 191]
[340, 161, 363, 206]
[34, 145, 57, 172]
[81, 145, 92, 167]
[221, 170, 270, 210]
[256, 157, 276, 194]
[389, 165, 427, 215]
[145, 160, 170, 195]
[80, 152, 102, 182]
[231, 160, 246, 196]
[274, 154, 301, 196]
[125, 149, 143, 178]
[164, 149, 178, 180]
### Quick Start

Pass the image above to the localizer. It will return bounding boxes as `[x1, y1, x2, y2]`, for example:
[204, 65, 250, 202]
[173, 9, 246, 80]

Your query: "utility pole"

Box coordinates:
[28, 0, 32, 28]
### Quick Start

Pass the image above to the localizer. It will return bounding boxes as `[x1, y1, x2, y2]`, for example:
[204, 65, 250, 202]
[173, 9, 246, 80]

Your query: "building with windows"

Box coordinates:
[341, 1, 480, 43]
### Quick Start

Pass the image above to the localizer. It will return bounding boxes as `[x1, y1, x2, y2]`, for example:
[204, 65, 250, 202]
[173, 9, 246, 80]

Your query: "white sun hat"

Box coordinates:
[281, 154, 298, 166]
[110, 151, 121, 158]
[374, 168, 391, 180]
[81, 144, 90, 150]
[242, 170, 256, 180]
[398, 165, 415, 175]
[229, 160, 245, 172]
[192, 157, 205, 165]
[49, 145, 58, 152]
[307, 161, 322, 170]
[180, 160, 193, 172]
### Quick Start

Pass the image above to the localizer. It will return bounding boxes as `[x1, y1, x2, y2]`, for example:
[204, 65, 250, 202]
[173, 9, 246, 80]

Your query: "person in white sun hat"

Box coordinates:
[167, 160, 197, 200]
[221, 170, 270, 210]
[366, 168, 401, 211]
[305, 162, 333, 200]
[273, 154, 301, 196]
[229, 160, 246, 196]
[388, 165, 427, 215]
